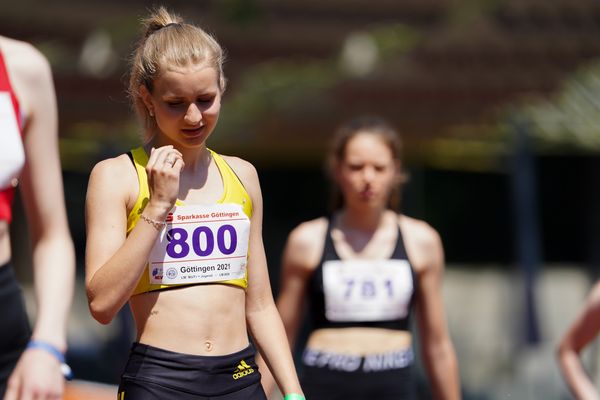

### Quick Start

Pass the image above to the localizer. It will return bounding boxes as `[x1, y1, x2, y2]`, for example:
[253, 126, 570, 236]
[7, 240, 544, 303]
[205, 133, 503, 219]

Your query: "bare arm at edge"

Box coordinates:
[557, 281, 600, 400]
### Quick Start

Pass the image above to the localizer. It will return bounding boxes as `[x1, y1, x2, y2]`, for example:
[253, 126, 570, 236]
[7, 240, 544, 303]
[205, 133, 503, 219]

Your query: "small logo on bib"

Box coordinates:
[166, 268, 178, 279]
[152, 267, 163, 280]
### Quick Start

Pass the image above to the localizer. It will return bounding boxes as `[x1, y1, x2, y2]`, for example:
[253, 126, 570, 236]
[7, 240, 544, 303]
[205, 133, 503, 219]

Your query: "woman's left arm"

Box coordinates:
[414, 224, 460, 400]
[233, 159, 303, 398]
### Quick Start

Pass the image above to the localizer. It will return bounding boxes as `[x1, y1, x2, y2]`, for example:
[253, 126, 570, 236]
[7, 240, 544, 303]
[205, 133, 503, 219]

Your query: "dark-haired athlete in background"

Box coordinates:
[261, 116, 460, 400]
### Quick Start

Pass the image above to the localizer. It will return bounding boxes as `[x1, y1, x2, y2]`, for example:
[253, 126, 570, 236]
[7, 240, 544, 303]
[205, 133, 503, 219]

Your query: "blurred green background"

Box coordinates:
[3, 0, 600, 398]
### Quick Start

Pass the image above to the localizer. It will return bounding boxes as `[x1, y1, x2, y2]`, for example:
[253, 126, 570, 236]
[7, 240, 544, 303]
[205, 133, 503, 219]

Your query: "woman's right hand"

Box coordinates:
[145, 145, 184, 217]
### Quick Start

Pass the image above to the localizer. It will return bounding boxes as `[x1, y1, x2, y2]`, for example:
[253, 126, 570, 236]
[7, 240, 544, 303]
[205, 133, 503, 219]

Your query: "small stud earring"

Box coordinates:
[149, 110, 154, 117]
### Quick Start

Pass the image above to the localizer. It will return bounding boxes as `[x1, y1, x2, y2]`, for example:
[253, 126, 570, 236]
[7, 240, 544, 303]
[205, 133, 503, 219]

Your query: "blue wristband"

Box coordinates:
[27, 340, 65, 363]
[284, 394, 305, 400]
[26, 340, 73, 380]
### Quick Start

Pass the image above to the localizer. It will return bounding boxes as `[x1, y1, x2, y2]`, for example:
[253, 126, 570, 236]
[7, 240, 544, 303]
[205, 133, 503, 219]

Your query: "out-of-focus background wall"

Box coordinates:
[3, 0, 600, 398]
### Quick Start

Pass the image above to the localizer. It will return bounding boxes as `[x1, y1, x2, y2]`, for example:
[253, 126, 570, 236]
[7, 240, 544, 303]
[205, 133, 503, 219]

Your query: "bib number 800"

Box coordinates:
[166, 225, 237, 259]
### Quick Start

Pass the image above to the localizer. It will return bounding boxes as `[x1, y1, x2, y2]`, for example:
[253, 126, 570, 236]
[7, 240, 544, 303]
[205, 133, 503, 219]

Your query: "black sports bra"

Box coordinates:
[307, 218, 418, 331]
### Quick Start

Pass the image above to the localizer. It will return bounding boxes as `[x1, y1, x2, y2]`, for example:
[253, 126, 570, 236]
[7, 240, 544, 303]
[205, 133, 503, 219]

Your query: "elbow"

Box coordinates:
[423, 336, 456, 364]
[87, 292, 117, 325]
[556, 339, 572, 361]
[556, 337, 581, 369]
[89, 303, 116, 325]
[86, 276, 123, 325]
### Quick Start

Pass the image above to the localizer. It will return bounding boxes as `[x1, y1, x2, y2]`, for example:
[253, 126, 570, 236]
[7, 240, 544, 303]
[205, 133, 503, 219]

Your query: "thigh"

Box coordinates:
[301, 365, 415, 400]
[118, 378, 208, 400]
[118, 378, 266, 400]
[212, 381, 267, 400]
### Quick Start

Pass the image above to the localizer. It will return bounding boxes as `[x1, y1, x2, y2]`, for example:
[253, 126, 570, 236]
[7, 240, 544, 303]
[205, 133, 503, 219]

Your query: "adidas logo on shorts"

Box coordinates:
[232, 359, 255, 380]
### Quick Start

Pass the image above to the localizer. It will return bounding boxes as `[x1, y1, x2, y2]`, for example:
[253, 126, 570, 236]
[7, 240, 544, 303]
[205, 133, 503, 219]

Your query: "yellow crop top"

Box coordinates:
[126, 147, 253, 296]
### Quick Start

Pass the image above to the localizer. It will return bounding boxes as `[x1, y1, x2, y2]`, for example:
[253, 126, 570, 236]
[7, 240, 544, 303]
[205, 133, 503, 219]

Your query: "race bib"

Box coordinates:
[323, 259, 414, 322]
[0, 92, 24, 189]
[148, 203, 250, 285]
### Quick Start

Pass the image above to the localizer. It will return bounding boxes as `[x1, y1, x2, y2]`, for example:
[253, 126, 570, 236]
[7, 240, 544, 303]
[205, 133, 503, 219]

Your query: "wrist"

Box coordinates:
[27, 340, 73, 380]
[29, 334, 66, 353]
[139, 213, 167, 231]
[140, 203, 173, 230]
[284, 394, 305, 400]
[144, 201, 173, 219]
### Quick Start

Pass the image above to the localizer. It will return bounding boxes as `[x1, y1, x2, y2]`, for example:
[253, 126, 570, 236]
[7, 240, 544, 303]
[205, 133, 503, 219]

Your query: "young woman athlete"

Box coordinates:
[263, 116, 460, 399]
[84, 8, 304, 400]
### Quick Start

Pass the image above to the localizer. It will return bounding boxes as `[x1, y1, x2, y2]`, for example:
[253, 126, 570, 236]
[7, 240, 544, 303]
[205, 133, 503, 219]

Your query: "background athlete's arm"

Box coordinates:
[4, 40, 75, 400]
[414, 224, 461, 400]
[231, 159, 304, 397]
[557, 281, 600, 400]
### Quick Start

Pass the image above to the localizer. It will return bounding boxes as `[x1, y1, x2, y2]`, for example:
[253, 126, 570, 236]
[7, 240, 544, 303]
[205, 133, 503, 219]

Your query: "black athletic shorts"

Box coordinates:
[117, 342, 267, 400]
[300, 347, 416, 400]
[0, 262, 32, 397]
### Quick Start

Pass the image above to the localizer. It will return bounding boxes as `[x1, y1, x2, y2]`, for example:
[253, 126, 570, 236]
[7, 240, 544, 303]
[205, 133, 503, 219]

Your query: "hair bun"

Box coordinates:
[142, 7, 183, 38]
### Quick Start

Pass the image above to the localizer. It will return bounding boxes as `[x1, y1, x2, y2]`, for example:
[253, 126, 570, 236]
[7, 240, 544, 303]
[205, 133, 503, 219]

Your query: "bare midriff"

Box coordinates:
[305, 327, 412, 355]
[130, 283, 249, 356]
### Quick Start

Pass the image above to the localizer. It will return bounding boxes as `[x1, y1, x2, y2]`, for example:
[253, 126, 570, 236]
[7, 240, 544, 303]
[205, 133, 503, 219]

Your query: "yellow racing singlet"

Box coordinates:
[126, 147, 253, 296]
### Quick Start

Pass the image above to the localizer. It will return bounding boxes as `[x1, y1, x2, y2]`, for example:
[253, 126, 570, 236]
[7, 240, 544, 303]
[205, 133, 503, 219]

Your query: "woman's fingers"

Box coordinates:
[171, 157, 185, 172]
[144, 145, 184, 211]
[164, 152, 182, 168]
[146, 145, 183, 175]
[148, 145, 172, 171]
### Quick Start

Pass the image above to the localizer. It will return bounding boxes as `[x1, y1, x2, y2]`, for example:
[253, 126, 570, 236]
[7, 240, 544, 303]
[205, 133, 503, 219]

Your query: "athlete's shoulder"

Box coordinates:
[88, 153, 137, 196]
[286, 217, 328, 256]
[0, 37, 51, 82]
[398, 214, 443, 263]
[217, 153, 260, 202]
[282, 217, 328, 271]
[218, 153, 257, 180]
[0, 37, 41, 60]
[91, 153, 133, 173]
